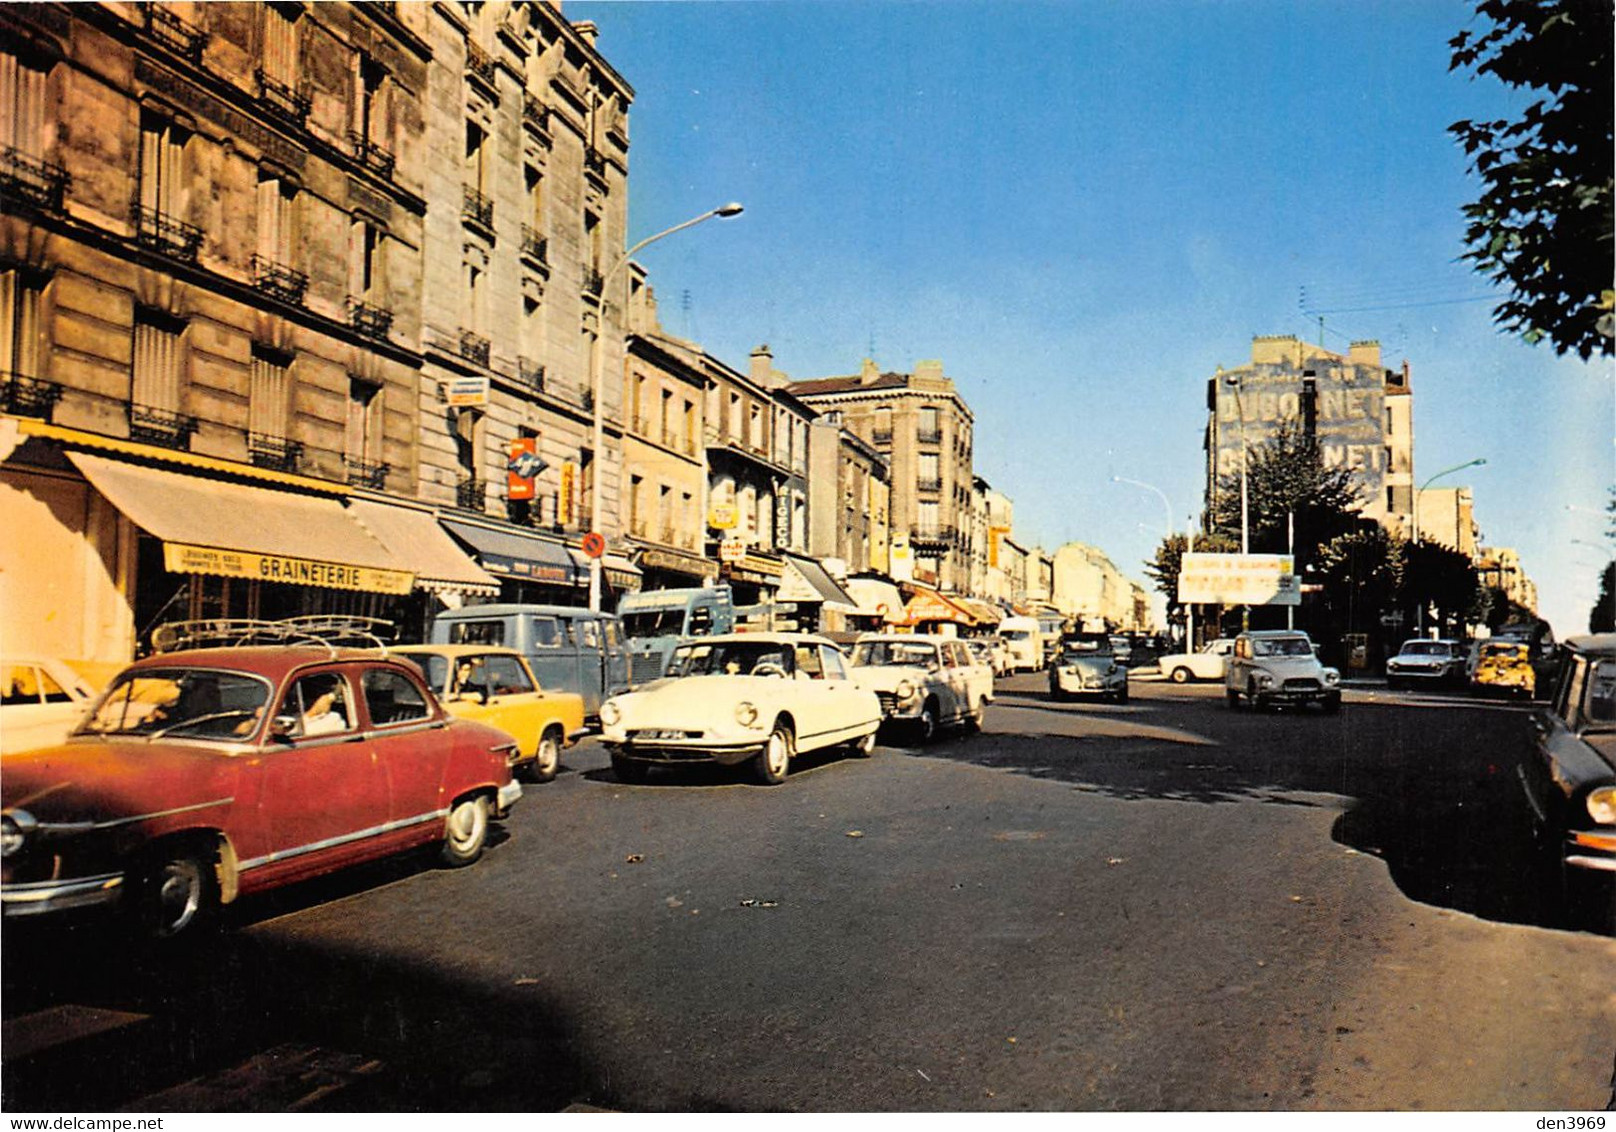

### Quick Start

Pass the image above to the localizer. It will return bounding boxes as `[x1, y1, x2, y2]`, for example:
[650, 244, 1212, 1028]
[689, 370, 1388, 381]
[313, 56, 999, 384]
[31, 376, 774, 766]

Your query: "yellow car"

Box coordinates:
[1471, 640, 1536, 699]
[393, 645, 585, 782]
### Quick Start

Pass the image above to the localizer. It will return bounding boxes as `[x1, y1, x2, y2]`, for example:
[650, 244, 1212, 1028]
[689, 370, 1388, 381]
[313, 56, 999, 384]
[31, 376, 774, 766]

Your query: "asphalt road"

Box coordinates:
[4, 674, 1614, 1112]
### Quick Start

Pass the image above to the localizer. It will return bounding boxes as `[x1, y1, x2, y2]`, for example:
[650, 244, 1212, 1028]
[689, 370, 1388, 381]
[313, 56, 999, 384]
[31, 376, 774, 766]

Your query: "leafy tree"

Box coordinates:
[1207, 420, 1363, 558]
[1591, 561, 1616, 633]
[1449, 0, 1614, 359]
[1312, 528, 1405, 652]
[1403, 539, 1481, 634]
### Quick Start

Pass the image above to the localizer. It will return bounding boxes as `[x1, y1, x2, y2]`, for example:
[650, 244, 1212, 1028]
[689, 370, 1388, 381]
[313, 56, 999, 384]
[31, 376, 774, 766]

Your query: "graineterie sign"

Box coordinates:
[163, 543, 415, 595]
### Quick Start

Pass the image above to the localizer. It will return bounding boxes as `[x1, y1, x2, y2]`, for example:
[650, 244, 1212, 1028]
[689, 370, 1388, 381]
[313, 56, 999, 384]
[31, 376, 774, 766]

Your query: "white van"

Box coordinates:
[998, 616, 1043, 673]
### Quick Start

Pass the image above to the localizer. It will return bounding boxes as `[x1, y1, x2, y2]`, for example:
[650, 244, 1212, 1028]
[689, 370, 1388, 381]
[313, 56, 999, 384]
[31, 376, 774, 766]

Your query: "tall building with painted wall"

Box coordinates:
[1206, 336, 1414, 536]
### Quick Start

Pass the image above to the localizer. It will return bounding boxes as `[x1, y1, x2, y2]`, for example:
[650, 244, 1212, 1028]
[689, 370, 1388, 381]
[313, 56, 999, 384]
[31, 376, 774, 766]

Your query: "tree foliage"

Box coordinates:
[1404, 539, 1482, 631]
[1592, 561, 1616, 633]
[1207, 421, 1363, 557]
[1449, 0, 1614, 359]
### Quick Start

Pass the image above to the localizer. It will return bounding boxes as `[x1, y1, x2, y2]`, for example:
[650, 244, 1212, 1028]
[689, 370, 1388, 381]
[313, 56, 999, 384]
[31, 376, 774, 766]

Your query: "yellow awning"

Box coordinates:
[68, 452, 413, 594]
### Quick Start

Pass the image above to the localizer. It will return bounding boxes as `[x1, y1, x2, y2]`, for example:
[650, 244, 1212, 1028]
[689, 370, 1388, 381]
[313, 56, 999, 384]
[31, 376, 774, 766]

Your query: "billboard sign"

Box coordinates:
[1178, 552, 1299, 606]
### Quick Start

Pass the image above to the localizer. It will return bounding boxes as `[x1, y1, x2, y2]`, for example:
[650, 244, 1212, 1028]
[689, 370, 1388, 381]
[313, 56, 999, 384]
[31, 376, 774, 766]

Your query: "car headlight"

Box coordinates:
[1256, 673, 1275, 689]
[600, 699, 621, 727]
[1587, 786, 1616, 826]
[894, 680, 915, 702]
[735, 701, 760, 727]
[1, 810, 34, 858]
[1323, 669, 1341, 685]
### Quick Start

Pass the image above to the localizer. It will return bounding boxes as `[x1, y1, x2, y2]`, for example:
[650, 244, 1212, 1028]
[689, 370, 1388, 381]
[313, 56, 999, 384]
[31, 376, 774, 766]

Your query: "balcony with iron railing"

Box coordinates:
[347, 297, 393, 340]
[456, 475, 487, 511]
[249, 254, 308, 305]
[133, 204, 202, 263]
[517, 358, 545, 392]
[917, 426, 942, 444]
[128, 403, 198, 449]
[344, 457, 390, 489]
[520, 226, 549, 267]
[143, 3, 208, 63]
[347, 132, 395, 179]
[466, 40, 497, 87]
[910, 524, 957, 549]
[1, 373, 63, 421]
[462, 185, 493, 231]
[248, 433, 303, 473]
[0, 147, 70, 214]
[459, 329, 490, 368]
[254, 70, 311, 128]
[916, 476, 942, 493]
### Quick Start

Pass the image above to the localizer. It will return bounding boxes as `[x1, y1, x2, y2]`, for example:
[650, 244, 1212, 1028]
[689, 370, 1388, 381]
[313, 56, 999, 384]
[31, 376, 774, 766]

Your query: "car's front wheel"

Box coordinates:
[440, 794, 490, 866]
[132, 845, 218, 939]
[754, 722, 793, 785]
[1170, 667, 1192, 684]
[912, 700, 939, 744]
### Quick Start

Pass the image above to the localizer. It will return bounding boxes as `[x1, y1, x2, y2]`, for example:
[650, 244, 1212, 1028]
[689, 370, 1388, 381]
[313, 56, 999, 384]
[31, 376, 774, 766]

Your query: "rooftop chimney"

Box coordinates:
[750, 344, 775, 386]
[859, 358, 881, 386]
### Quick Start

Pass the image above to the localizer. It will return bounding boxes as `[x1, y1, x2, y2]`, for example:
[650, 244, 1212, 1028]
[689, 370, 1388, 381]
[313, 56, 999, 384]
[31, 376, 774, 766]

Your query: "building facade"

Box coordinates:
[791, 358, 975, 593]
[807, 413, 890, 576]
[1206, 336, 1414, 536]
[1416, 485, 1481, 559]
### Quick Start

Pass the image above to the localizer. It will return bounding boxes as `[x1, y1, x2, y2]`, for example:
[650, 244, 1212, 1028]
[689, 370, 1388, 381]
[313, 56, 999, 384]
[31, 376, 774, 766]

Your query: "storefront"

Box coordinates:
[721, 550, 783, 609]
[347, 498, 500, 639]
[899, 583, 982, 637]
[634, 546, 717, 591]
[776, 552, 861, 634]
[439, 518, 583, 605]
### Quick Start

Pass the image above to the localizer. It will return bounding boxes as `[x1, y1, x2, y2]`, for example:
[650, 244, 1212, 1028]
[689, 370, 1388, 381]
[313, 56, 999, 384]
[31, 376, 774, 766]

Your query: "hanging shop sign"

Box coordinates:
[445, 376, 490, 408]
[1177, 552, 1299, 606]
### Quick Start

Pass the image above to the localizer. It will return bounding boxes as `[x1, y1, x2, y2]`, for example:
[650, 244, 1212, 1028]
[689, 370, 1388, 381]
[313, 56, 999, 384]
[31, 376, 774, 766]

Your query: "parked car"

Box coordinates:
[1108, 636, 1135, 668]
[599, 633, 881, 785]
[1385, 638, 1468, 689]
[1471, 640, 1536, 699]
[1156, 638, 1236, 684]
[997, 616, 1044, 673]
[1048, 634, 1129, 703]
[1225, 630, 1341, 712]
[430, 604, 629, 719]
[392, 645, 585, 783]
[0, 647, 521, 938]
[1, 658, 98, 756]
[963, 639, 1003, 692]
[1517, 634, 1615, 933]
[848, 634, 994, 741]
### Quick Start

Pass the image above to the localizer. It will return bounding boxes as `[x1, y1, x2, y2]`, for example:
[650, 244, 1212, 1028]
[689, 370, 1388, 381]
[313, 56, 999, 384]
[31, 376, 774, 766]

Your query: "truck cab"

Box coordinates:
[617, 585, 735, 684]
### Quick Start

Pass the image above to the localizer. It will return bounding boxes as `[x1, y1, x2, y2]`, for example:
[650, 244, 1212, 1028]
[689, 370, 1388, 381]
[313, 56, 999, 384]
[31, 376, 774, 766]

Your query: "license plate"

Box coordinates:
[636, 729, 687, 740]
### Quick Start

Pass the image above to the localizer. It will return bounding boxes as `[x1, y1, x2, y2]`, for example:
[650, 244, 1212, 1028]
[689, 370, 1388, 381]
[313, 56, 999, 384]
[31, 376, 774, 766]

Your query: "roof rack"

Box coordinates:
[150, 616, 397, 656]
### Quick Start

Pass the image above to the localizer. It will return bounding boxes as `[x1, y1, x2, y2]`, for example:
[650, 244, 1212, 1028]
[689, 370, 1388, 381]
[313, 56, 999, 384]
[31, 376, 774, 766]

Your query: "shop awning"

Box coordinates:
[778, 553, 858, 610]
[346, 500, 499, 597]
[440, 519, 581, 586]
[902, 586, 980, 626]
[959, 598, 1004, 626]
[844, 577, 906, 623]
[568, 549, 643, 593]
[68, 451, 414, 594]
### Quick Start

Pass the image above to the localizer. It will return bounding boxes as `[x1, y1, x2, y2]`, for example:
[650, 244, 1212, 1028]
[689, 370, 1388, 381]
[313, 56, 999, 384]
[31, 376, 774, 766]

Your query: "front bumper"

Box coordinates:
[605, 737, 766, 767]
[1566, 827, 1616, 874]
[2, 872, 126, 918]
[497, 779, 523, 816]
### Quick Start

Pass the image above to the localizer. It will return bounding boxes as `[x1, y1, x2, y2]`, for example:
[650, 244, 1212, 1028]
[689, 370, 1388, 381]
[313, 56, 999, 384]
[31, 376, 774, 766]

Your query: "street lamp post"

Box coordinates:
[585, 202, 743, 612]
[1223, 374, 1250, 630]
[1410, 456, 1486, 633]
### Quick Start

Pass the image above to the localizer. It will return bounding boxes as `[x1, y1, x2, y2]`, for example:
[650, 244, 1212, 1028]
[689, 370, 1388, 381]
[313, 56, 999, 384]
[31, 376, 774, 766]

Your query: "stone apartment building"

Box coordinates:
[0, 2, 644, 666]
[791, 358, 975, 593]
[806, 413, 891, 577]
[1416, 485, 1481, 559]
[1206, 336, 1415, 538]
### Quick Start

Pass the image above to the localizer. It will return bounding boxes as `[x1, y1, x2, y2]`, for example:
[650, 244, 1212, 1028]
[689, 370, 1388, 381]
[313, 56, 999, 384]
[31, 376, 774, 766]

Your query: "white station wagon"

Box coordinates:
[598, 633, 881, 785]
[848, 634, 994, 741]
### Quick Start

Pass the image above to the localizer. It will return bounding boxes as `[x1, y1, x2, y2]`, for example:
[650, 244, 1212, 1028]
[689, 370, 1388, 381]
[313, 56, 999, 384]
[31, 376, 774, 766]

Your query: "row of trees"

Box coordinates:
[1144, 425, 1533, 665]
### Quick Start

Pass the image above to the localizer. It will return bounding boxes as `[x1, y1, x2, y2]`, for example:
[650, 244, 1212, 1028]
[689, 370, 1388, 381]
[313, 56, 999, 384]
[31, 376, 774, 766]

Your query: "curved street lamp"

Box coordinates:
[1112, 475, 1174, 541]
[1410, 457, 1487, 546]
[586, 203, 744, 611]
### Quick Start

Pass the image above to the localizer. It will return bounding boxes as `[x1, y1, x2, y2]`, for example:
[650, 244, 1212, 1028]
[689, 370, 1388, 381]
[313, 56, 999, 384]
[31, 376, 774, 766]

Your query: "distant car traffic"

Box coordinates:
[0, 647, 521, 938]
[1156, 638, 1236, 684]
[1225, 630, 1341, 713]
[1471, 640, 1536, 699]
[1385, 639, 1468, 689]
[598, 633, 881, 785]
[393, 645, 585, 782]
[1, 658, 98, 756]
[849, 634, 994, 741]
[1048, 634, 1129, 703]
[962, 640, 1003, 694]
[1517, 634, 1615, 934]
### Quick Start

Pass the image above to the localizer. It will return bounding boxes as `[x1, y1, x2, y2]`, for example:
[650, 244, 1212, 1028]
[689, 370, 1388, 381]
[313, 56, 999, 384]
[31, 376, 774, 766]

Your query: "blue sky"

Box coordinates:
[572, 0, 1614, 635]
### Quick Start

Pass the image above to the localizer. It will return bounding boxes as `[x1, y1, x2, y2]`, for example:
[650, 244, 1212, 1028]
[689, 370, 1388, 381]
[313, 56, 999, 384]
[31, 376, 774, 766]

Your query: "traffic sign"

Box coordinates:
[581, 531, 606, 559]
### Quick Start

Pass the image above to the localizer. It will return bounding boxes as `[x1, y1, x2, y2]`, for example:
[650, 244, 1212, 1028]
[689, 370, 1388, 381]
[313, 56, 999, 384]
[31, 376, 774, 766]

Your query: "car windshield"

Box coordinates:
[1585, 658, 1616, 728]
[1481, 643, 1527, 660]
[622, 608, 687, 638]
[1400, 642, 1451, 657]
[850, 641, 938, 668]
[78, 668, 271, 739]
[1252, 637, 1313, 657]
[1060, 637, 1112, 658]
[668, 640, 795, 678]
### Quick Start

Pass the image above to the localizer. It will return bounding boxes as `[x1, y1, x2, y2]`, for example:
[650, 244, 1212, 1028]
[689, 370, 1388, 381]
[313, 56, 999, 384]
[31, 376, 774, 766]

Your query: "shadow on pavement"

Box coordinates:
[2, 851, 607, 1113]
[920, 692, 1579, 934]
